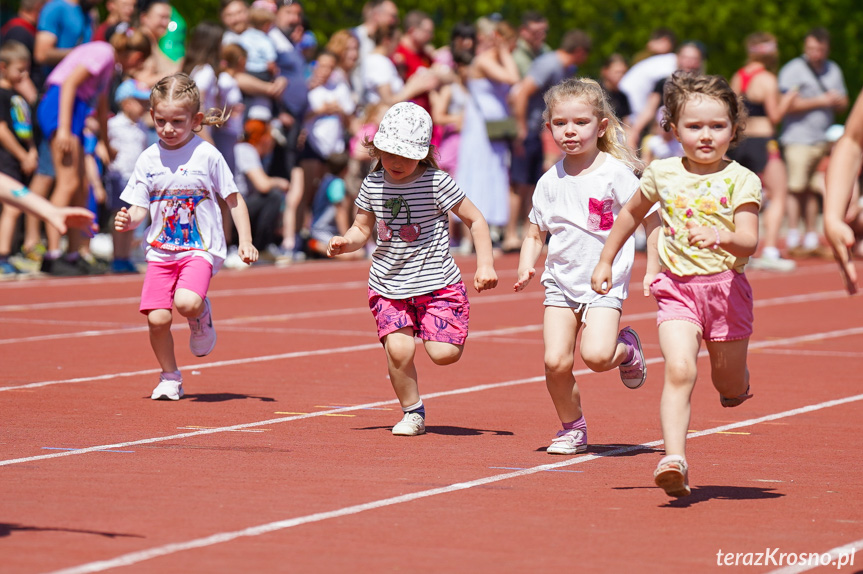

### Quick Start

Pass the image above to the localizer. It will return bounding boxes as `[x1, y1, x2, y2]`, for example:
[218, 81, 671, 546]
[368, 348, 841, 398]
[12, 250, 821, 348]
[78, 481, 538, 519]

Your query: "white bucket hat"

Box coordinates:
[373, 102, 432, 161]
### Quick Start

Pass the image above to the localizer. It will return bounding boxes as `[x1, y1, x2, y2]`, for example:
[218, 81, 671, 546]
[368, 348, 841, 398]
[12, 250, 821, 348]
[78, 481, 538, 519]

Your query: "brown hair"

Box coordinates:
[661, 71, 747, 146]
[542, 77, 641, 173]
[325, 29, 357, 65]
[363, 139, 439, 172]
[109, 29, 152, 60]
[745, 32, 778, 72]
[150, 73, 230, 128]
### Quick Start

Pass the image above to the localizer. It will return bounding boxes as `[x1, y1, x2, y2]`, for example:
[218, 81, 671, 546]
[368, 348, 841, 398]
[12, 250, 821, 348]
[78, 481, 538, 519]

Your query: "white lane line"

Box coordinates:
[767, 538, 863, 573]
[44, 391, 863, 574]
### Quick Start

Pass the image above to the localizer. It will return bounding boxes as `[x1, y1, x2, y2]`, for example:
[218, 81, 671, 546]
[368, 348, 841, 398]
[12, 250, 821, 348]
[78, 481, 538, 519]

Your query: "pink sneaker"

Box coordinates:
[546, 427, 587, 455]
[188, 297, 217, 357]
[618, 326, 646, 389]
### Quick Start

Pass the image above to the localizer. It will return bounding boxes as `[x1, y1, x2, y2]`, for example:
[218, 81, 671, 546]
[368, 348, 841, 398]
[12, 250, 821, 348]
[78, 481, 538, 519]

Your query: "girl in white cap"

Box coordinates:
[327, 102, 498, 436]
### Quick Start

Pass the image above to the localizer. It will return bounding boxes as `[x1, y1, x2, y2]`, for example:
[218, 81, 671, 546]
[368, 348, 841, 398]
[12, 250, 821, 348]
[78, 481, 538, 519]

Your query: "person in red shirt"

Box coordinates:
[392, 10, 437, 114]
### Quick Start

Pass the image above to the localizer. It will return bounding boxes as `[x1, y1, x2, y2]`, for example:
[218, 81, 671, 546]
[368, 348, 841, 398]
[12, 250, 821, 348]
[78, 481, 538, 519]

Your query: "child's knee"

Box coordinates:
[664, 359, 697, 386]
[580, 346, 615, 373]
[147, 308, 173, 331]
[544, 352, 574, 376]
[427, 343, 463, 365]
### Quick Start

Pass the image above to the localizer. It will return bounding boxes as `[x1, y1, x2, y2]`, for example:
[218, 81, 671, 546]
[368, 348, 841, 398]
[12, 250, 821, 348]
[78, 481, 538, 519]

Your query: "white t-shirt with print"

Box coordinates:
[356, 167, 464, 299]
[529, 154, 640, 303]
[120, 136, 239, 273]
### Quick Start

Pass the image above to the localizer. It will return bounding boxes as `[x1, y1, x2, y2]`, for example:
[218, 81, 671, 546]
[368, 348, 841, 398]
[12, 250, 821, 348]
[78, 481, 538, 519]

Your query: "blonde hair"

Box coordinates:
[0, 40, 31, 66]
[542, 77, 642, 173]
[661, 71, 747, 147]
[150, 73, 231, 129]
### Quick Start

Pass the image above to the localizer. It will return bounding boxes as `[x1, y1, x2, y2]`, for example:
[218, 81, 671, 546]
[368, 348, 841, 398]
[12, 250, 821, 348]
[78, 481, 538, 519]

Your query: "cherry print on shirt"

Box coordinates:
[382, 196, 421, 242]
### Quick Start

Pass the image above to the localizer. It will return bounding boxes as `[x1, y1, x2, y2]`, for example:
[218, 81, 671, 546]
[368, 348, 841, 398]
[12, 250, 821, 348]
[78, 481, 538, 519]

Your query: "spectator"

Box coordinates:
[731, 32, 798, 271]
[392, 10, 438, 114]
[511, 10, 549, 79]
[460, 17, 519, 247]
[135, 0, 180, 88]
[506, 28, 591, 251]
[306, 152, 360, 259]
[626, 41, 704, 150]
[618, 28, 677, 119]
[37, 31, 150, 276]
[0, 40, 39, 276]
[231, 114, 289, 262]
[0, 0, 46, 98]
[778, 27, 848, 257]
[352, 0, 399, 101]
[105, 78, 150, 273]
[600, 54, 632, 125]
[93, 0, 136, 43]
[34, 0, 96, 75]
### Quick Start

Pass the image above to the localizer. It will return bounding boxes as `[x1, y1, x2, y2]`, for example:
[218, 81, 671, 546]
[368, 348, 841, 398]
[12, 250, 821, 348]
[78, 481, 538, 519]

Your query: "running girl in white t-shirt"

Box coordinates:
[115, 73, 258, 401]
[327, 102, 498, 437]
[514, 78, 657, 457]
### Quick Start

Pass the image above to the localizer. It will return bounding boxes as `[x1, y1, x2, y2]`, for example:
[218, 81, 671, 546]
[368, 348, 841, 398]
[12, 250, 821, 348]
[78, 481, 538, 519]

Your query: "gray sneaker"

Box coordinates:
[392, 412, 426, 436]
[749, 255, 796, 272]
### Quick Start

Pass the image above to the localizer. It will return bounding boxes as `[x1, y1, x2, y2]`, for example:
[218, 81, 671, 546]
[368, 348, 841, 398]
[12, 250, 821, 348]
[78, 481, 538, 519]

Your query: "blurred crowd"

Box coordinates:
[0, 0, 859, 276]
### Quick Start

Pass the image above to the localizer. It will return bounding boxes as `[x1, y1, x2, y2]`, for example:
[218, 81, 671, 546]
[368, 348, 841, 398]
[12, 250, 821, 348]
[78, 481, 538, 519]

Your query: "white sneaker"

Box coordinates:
[749, 255, 796, 272]
[151, 377, 184, 400]
[392, 412, 426, 436]
[188, 297, 217, 357]
[546, 428, 587, 454]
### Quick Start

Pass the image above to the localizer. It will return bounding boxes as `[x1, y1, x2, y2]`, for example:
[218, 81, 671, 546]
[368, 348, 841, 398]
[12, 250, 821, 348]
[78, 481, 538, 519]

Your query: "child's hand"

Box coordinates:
[51, 207, 97, 236]
[327, 236, 348, 257]
[591, 262, 612, 294]
[473, 265, 498, 292]
[642, 271, 657, 296]
[22, 149, 38, 176]
[513, 267, 535, 292]
[238, 242, 258, 264]
[685, 220, 720, 250]
[114, 207, 131, 232]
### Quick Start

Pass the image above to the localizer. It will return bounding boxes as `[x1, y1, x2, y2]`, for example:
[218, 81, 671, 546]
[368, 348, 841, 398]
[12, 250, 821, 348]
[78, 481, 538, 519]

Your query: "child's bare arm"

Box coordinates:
[450, 197, 498, 292]
[513, 221, 545, 292]
[226, 192, 259, 264]
[642, 211, 662, 296]
[0, 173, 96, 235]
[328, 208, 374, 256]
[684, 203, 759, 257]
[592, 189, 653, 294]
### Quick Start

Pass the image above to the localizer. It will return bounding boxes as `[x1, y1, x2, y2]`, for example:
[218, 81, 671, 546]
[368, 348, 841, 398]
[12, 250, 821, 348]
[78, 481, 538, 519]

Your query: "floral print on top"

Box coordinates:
[641, 158, 762, 276]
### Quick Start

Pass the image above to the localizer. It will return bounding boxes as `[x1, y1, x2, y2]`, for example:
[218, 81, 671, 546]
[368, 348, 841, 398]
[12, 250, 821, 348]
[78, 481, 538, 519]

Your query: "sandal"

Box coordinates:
[654, 456, 691, 498]
[720, 385, 753, 408]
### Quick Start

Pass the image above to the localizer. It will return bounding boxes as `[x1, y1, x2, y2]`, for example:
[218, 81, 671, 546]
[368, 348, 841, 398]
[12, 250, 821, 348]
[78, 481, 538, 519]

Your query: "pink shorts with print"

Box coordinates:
[140, 256, 213, 313]
[369, 282, 470, 344]
[649, 270, 753, 342]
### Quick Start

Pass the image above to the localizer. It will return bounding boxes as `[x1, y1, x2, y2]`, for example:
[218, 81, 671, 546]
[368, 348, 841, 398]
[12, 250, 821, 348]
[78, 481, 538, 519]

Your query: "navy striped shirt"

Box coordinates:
[356, 168, 465, 298]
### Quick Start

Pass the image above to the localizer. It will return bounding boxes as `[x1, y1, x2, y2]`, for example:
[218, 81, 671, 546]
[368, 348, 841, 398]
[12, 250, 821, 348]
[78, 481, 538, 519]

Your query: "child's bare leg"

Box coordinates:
[657, 320, 701, 458]
[147, 308, 178, 373]
[46, 142, 84, 253]
[705, 338, 751, 404]
[173, 287, 205, 319]
[543, 306, 582, 423]
[578, 306, 627, 372]
[23, 174, 53, 250]
[423, 340, 463, 366]
[383, 328, 421, 408]
[0, 205, 21, 255]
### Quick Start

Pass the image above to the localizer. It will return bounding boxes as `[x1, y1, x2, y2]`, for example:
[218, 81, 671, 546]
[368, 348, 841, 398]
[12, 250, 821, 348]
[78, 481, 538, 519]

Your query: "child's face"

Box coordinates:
[151, 100, 203, 150]
[671, 95, 736, 174]
[380, 151, 421, 182]
[546, 98, 608, 157]
[1, 59, 30, 86]
[121, 98, 148, 122]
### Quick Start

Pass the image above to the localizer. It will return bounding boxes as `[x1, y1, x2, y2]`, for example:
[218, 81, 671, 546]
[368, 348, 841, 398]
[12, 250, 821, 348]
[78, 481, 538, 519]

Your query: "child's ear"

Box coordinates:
[670, 123, 680, 141]
[598, 117, 609, 138]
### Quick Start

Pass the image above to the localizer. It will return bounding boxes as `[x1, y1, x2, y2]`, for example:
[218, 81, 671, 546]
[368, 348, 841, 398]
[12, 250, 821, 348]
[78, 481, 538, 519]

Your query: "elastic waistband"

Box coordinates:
[662, 269, 740, 284]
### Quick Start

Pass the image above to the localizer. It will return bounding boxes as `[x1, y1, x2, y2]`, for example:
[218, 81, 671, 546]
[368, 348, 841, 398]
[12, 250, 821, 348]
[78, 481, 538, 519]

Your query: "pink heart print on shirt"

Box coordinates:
[588, 198, 614, 231]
